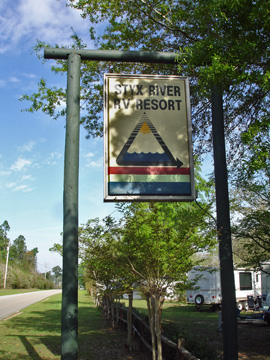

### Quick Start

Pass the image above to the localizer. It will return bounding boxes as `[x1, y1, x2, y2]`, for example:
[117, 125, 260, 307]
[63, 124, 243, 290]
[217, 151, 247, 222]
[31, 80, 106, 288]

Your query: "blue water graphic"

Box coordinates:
[123, 152, 171, 162]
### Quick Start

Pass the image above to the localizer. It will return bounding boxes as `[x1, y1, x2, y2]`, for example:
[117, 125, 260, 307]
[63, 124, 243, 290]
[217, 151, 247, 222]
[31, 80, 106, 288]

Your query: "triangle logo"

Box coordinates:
[116, 112, 183, 167]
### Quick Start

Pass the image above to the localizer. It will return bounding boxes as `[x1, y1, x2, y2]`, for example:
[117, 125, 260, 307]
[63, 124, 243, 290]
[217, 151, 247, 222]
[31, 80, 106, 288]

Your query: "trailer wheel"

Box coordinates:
[195, 295, 204, 309]
[237, 302, 243, 311]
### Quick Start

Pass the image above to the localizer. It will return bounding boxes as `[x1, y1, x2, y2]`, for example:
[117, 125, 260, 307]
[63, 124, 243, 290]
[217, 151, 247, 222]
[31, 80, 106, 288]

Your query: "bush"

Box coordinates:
[0, 265, 54, 289]
[161, 322, 220, 360]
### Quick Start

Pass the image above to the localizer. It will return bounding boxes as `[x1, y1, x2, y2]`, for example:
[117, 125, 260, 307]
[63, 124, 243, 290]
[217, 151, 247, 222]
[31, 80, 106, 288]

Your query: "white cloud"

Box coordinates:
[6, 182, 17, 189]
[50, 152, 62, 160]
[85, 152, 95, 158]
[21, 175, 34, 181]
[22, 73, 37, 79]
[12, 184, 33, 192]
[18, 141, 36, 152]
[83, 152, 102, 167]
[4, 174, 35, 192]
[0, 0, 91, 54]
[45, 152, 62, 166]
[0, 170, 11, 176]
[86, 158, 103, 168]
[10, 157, 32, 171]
[9, 76, 20, 83]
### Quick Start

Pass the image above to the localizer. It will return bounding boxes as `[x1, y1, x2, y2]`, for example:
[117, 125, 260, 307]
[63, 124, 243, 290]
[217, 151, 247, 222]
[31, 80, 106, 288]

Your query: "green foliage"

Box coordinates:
[81, 172, 216, 359]
[0, 264, 54, 289]
[162, 322, 219, 360]
[49, 242, 63, 256]
[20, 78, 66, 119]
[118, 200, 217, 292]
[0, 220, 10, 261]
[0, 220, 39, 272]
[231, 115, 269, 267]
[21, 0, 270, 167]
[232, 208, 270, 267]
[9, 235, 27, 262]
[80, 216, 132, 296]
[52, 265, 62, 278]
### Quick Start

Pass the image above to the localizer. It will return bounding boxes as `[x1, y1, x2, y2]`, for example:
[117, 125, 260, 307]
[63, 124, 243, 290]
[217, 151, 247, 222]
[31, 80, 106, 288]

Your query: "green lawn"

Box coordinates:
[0, 292, 62, 359]
[0, 289, 46, 296]
[1, 294, 268, 360]
[123, 299, 221, 359]
[123, 299, 270, 360]
[0, 291, 149, 360]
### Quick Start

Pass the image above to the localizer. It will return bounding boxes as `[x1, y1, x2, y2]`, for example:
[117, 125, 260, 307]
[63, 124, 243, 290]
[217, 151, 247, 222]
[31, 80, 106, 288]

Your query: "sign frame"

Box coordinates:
[104, 73, 195, 202]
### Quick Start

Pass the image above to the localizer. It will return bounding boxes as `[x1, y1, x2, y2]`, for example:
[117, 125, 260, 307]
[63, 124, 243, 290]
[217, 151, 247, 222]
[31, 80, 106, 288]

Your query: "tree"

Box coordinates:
[232, 210, 270, 267]
[0, 220, 10, 261]
[49, 243, 63, 257]
[22, 0, 270, 169]
[52, 265, 62, 279]
[80, 167, 216, 359]
[9, 235, 27, 262]
[24, 247, 39, 271]
[52, 265, 62, 287]
[118, 200, 216, 360]
[231, 115, 270, 268]
[232, 181, 270, 269]
[80, 216, 138, 347]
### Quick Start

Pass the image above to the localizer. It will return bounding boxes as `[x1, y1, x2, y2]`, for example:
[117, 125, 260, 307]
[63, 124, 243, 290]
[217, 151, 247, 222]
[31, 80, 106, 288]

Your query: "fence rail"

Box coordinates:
[99, 297, 200, 360]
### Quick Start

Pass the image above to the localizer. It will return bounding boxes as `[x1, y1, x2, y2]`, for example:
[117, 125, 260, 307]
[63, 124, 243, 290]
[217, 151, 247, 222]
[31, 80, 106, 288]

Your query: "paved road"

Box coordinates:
[0, 289, 62, 320]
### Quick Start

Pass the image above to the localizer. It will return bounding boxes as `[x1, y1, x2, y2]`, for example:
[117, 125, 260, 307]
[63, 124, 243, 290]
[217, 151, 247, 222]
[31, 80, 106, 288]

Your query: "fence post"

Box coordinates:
[177, 338, 185, 360]
[128, 293, 133, 351]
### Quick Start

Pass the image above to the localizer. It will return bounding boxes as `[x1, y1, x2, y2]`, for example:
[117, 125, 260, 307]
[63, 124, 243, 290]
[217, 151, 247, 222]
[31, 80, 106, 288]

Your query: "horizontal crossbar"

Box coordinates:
[44, 48, 177, 64]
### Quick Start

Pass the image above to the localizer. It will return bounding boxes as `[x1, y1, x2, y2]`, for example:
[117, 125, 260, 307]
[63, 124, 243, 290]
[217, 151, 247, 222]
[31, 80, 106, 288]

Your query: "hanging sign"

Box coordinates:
[104, 73, 195, 202]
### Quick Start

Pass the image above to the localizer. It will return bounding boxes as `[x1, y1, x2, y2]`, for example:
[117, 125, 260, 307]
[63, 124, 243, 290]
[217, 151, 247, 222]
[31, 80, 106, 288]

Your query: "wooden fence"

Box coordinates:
[99, 297, 200, 360]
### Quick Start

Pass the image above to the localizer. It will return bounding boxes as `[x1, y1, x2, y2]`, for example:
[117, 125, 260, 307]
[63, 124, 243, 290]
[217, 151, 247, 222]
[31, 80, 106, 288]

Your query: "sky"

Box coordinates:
[0, 0, 117, 273]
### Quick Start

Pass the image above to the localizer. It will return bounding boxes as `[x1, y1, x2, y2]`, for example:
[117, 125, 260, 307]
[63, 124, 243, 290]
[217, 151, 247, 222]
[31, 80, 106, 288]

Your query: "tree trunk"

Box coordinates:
[154, 294, 164, 360]
[127, 293, 133, 351]
[147, 295, 156, 360]
[110, 296, 115, 328]
[116, 297, 119, 327]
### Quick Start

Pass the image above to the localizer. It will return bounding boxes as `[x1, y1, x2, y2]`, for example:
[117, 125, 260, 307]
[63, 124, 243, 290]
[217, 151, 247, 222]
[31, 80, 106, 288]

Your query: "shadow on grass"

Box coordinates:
[0, 292, 150, 360]
[18, 335, 43, 360]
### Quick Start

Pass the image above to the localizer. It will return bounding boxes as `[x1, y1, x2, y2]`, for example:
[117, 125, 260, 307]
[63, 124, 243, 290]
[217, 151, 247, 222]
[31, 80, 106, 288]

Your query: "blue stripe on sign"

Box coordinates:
[108, 182, 191, 195]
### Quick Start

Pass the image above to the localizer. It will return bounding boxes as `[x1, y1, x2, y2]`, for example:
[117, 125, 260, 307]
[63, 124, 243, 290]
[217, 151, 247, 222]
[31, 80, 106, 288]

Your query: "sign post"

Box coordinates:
[44, 48, 238, 360]
[211, 85, 238, 359]
[61, 52, 81, 360]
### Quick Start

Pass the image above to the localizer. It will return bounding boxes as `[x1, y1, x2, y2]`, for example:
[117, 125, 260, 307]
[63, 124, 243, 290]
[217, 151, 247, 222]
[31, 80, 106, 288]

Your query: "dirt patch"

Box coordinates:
[238, 320, 270, 360]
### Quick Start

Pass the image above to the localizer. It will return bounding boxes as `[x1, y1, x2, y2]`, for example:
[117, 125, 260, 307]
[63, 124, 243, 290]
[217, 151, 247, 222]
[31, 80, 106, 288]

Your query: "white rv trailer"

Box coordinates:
[187, 264, 270, 311]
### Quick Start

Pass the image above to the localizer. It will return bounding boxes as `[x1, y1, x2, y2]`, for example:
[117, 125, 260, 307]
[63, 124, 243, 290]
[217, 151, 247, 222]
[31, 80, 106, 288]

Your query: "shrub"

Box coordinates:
[0, 265, 54, 289]
[161, 322, 220, 360]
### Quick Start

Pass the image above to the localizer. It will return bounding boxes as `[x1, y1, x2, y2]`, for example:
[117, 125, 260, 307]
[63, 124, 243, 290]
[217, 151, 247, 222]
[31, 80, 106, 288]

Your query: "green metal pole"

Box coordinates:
[61, 52, 81, 360]
[44, 48, 176, 64]
[211, 85, 238, 360]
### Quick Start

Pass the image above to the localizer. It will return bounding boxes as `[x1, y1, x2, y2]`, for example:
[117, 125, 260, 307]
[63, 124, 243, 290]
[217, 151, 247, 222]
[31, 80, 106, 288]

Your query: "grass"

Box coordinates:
[0, 292, 62, 359]
[0, 291, 149, 360]
[123, 299, 270, 360]
[2, 294, 269, 360]
[0, 289, 46, 296]
[123, 299, 220, 335]
[123, 299, 221, 359]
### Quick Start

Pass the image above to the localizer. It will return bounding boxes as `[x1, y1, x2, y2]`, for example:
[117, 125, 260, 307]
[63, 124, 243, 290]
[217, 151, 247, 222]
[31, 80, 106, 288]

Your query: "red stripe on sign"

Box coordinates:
[108, 167, 190, 175]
